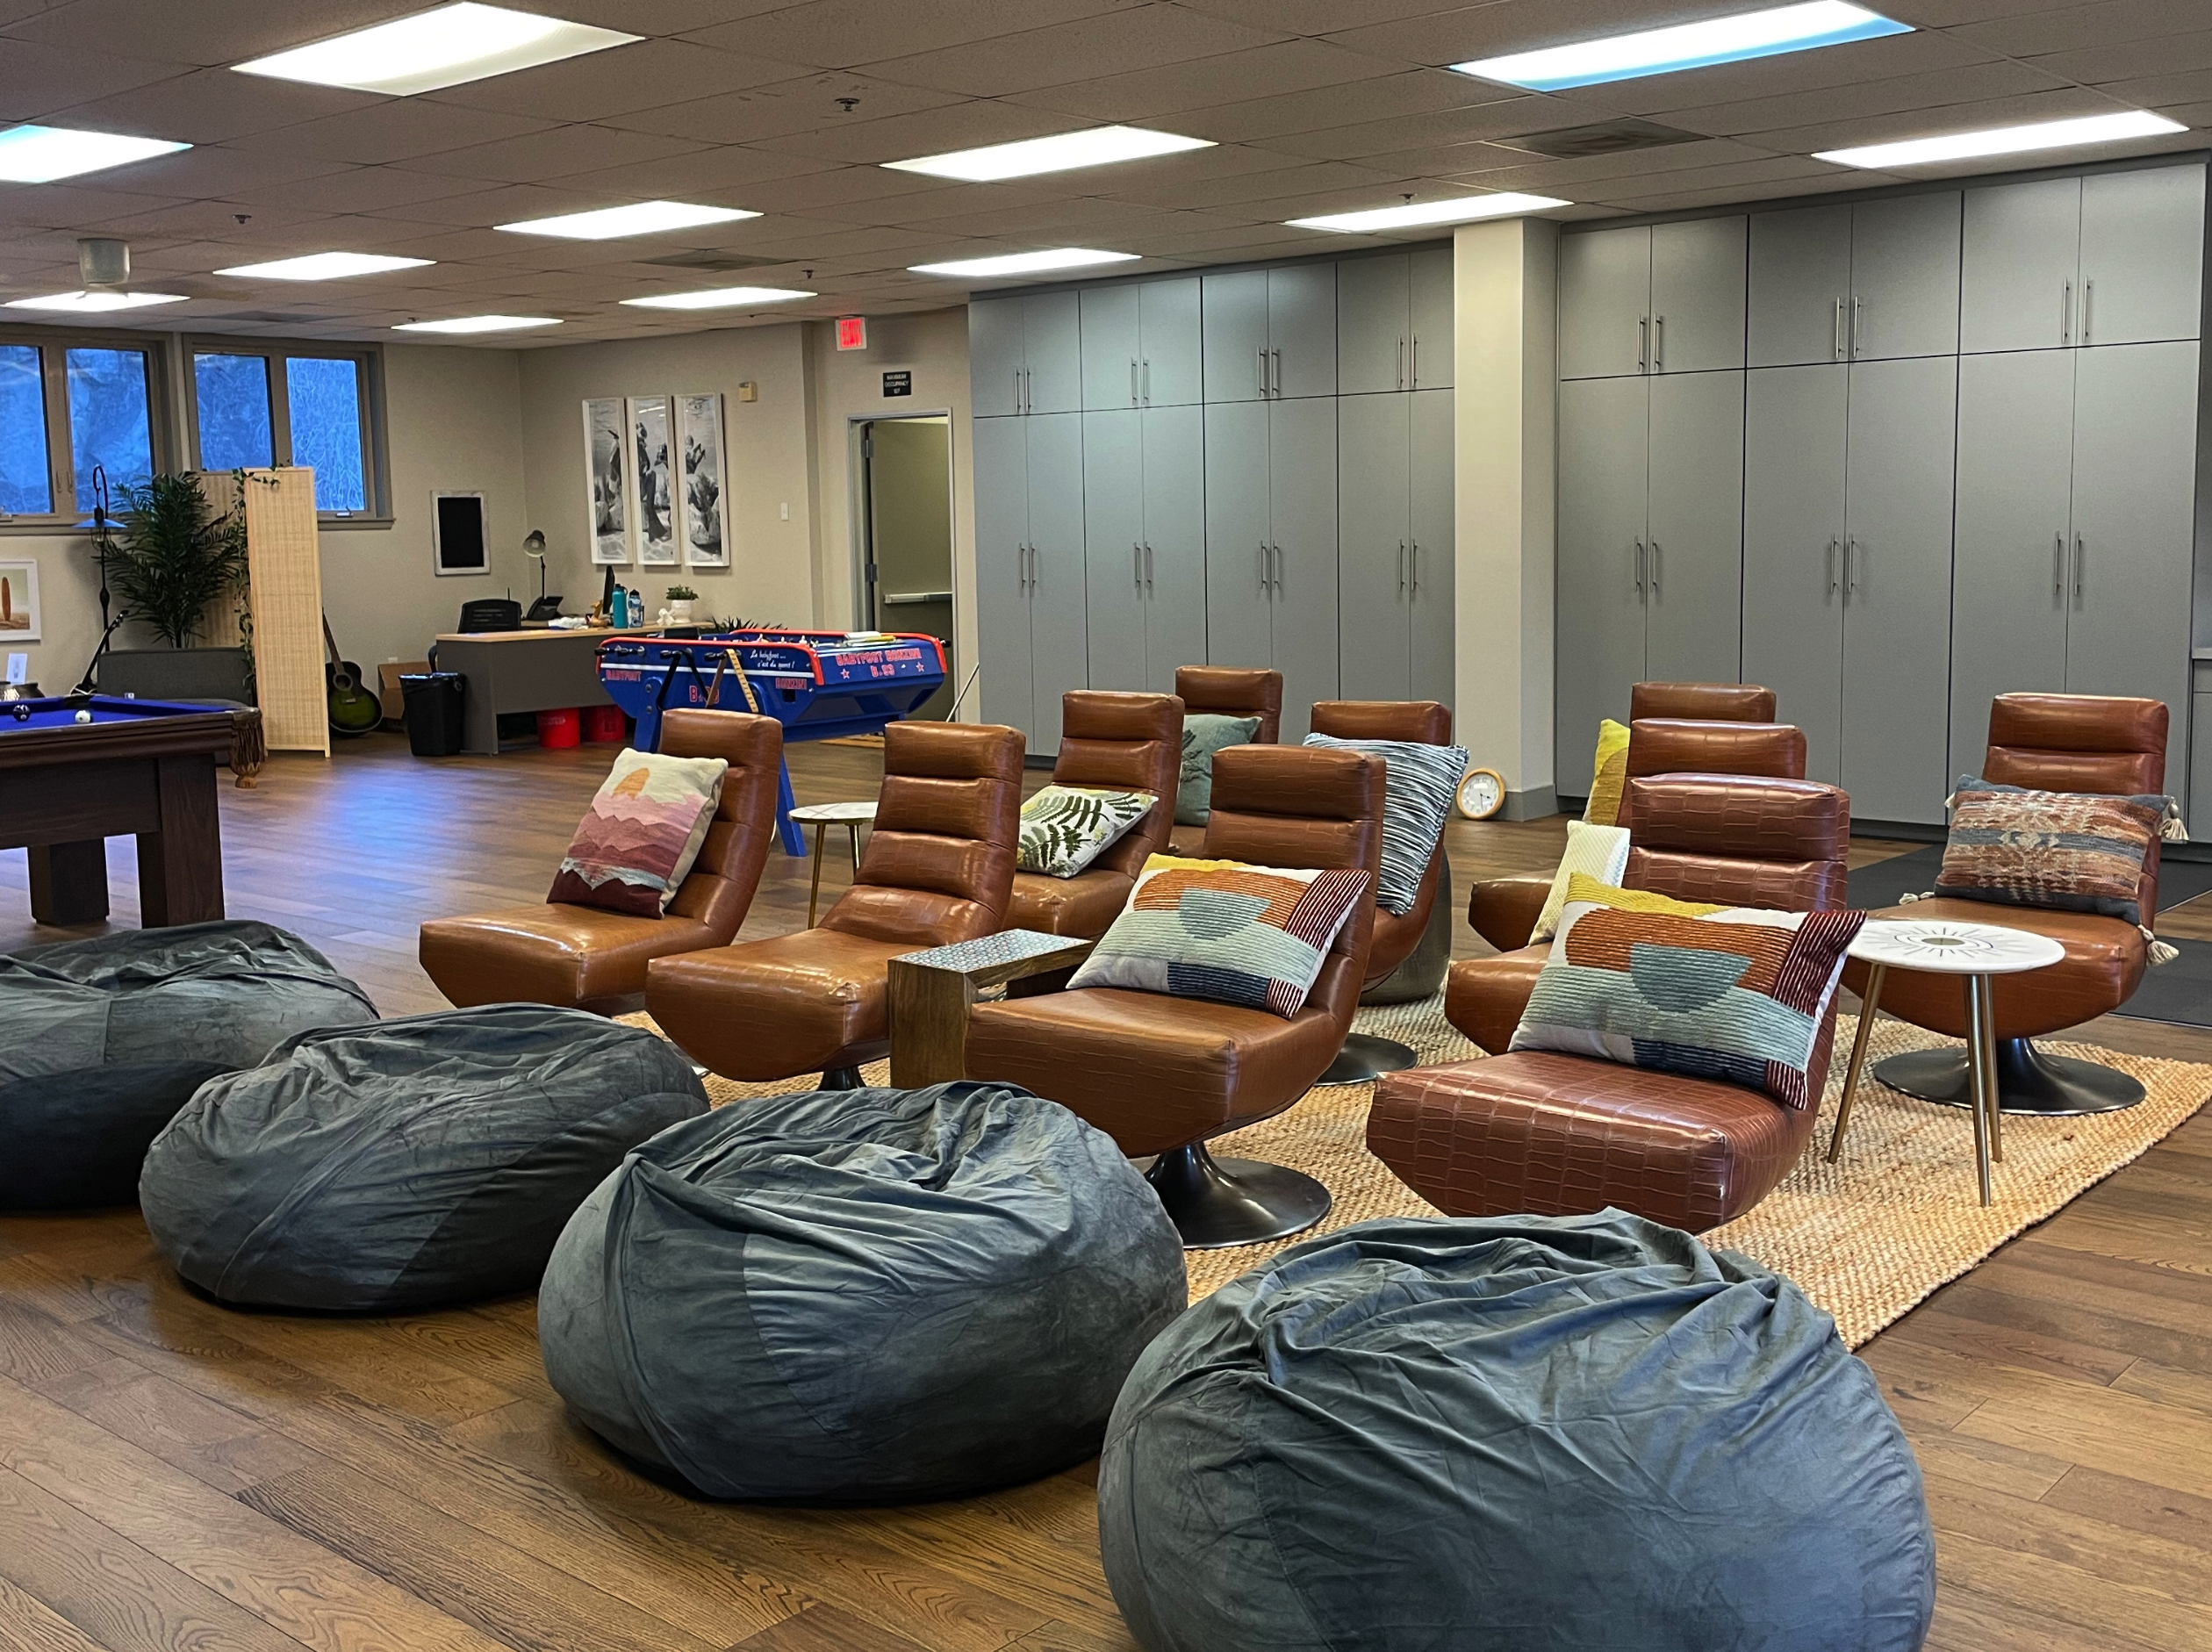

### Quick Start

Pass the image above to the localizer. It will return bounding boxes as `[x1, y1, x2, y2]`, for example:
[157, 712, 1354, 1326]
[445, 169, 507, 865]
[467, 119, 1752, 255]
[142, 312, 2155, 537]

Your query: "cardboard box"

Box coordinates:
[378, 661, 430, 725]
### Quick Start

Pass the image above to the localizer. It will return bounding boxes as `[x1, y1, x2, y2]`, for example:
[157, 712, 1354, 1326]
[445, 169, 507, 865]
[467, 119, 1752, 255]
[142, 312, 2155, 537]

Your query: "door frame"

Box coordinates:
[848, 410, 957, 632]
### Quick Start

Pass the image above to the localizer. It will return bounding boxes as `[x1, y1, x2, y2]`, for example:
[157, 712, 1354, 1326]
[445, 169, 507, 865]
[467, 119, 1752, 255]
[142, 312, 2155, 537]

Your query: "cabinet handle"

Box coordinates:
[1030, 544, 1040, 589]
[1145, 543, 1153, 591]
[1851, 297, 1863, 357]
[1411, 336, 1419, 386]
[1638, 315, 1648, 371]
[1143, 359, 1151, 402]
[1013, 366, 1022, 412]
[1844, 537, 1858, 599]
[2062, 280, 2072, 346]
[1648, 540, 1661, 596]
[1130, 360, 1138, 405]
[1827, 536, 1841, 596]
[2082, 278, 2094, 343]
[1397, 540, 1406, 594]
[1653, 314, 1664, 370]
[1411, 541, 1421, 595]
[1271, 348, 1282, 394]
[1257, 346, 1268, 396]
[2053, 532, 2065, 599]
[1833, 298, 1844, 360]
[1397, 337, 1404, 390]
[1273, 543, 1283, 593]
[1135, 542, 1143, 591]
[1634, 539, 1646, 599]
[2074, 534, 2086, 601]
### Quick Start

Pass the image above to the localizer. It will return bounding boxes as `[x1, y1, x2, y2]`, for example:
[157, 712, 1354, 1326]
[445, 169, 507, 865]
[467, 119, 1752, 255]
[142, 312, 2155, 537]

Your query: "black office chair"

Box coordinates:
[458, 599, 522, 634]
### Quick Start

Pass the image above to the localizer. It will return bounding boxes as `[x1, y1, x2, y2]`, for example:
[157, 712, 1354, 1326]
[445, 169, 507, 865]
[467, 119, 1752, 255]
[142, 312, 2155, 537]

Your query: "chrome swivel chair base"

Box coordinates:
[1875, 1038, 2145, 1117]
[1314, 1032, 1420, 1088]
[1143, 1142, 1332, 1250]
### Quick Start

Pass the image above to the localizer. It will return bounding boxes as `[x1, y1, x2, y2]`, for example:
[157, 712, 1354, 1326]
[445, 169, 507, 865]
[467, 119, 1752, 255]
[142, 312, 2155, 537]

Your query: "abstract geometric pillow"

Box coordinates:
[1177, 715, 1260, 827]
[1068, 855, 1370, 1018]
[1529, 822, 1632, 944]
[1936, 776, 2166, 927]
[1509, 900, 1866, 1110]
[1302, 733, 1469, 915]
[1016, 785, 1155, 878]
[1584, 719, 1631, 826]
[548, 748, 726, 917]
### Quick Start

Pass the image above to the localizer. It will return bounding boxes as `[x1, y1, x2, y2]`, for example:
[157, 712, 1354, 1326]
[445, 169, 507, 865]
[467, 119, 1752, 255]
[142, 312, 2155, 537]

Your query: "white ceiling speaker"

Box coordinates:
[76, 237, 130, 289]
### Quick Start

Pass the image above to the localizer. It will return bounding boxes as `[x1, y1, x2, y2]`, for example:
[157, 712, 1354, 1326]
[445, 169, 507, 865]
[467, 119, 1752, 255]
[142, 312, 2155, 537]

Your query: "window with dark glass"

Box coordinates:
[188, 345, 375, 516]
[285, 356, 366, 513]
[193, 353, 274, 471]
[65, 347, 153, 512]
[0, 344, 50, 515]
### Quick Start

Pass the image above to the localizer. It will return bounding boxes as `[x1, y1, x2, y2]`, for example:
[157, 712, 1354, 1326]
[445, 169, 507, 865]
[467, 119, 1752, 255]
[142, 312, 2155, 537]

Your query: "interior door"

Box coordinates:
[1409, 386, 1455, 709]
[1409, 248, 1454, 390]
[1555, 375, 1650, 783]
[1202, 269, 1268, 405]
[1650, 216, 1747, 373]
[2079, 166, 2207, 347]
[1268, 262, 1339, 400]
[1081, 409, 1146, 693]
[1644, 370, 1745, 686]
[1558, 225, 1650, 380]
[1335, 390, 1411, 701]
[1959, 176, 2079, 355]
[1268, 395, 1340, 738]
[1023, 411, 1088, 754]
[972, 415, 1032, 736]
[1849, 191, 1962, 362]
[1140, 404, 1208, 693]
[1019, 293, 1083, 415]
[1337, 253, 1411, 396]
[1948, 349, 2074, 782]
[1742, 365, 1849, 784]
[1748, 205, 1851, 368]
[1203, 399, 1274, 671]
[970, 300, 1025, 418]
[1138, 277, 1203, 406]
[1078, 285, 1141, 411]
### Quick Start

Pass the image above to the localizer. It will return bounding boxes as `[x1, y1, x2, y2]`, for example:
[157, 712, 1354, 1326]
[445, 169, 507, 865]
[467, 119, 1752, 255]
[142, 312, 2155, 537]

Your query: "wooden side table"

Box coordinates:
[788, 801, 877, 925]
[887, 930, 1096, 1088]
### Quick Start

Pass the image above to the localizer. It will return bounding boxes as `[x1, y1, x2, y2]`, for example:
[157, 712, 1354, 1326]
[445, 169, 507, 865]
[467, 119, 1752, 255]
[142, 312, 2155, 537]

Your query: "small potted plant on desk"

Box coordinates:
[664, 584, 698, 624]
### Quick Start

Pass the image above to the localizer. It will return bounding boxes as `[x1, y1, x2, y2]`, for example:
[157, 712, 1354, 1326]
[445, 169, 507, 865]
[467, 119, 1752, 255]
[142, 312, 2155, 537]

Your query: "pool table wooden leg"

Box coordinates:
[136, 753, 224, 926]
[28, 840, 109, 925]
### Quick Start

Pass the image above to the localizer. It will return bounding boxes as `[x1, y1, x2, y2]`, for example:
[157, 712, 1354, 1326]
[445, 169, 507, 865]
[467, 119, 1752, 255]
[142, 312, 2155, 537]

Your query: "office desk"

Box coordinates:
[433, 626, 701, 756]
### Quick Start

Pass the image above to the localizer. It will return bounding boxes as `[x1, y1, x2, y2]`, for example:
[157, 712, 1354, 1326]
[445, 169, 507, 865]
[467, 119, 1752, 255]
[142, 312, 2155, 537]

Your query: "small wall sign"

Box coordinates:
[881, 370, 912, 397]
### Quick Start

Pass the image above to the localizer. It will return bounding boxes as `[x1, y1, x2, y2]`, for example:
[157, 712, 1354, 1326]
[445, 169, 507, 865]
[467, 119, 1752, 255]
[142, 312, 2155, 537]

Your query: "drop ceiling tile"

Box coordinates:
[95, 146, 359, 198]
[0, 180, 191, 228]
[1440, 136, 1779, 183]
[218, 166, 509, 214]
[855, 4, 1290, 98]
[699, 162, 952, 213]
[542, 0, 799, 31]
[73, 199, 334, 239]
[863, 176, 1147, 225]
[0, 39, 190, 122]
[1743, 86, 2132, 152]
[2028, 31, 2212, 86]
[686, 0, 1145, 68]
[1186, 68, 1529, 142]
[1096, 156, 1411, 211]
[1253, 96, 1574, 159]
[227, 104, 563, 167]
[1605, 173, 1874, 212]
[1657, 61, 2073, 139]
[1949, 0, 2194, 56]
[1318, 0, 1727, 67]
[1600, 30, 2005, 116]
[47, 67, 384, 144]
[422, 40, 813, 121]
[1206, 178, 1502, 226]
[1001, 38, 1407, 121]
[0, 0, 414, 65]
[361, 182, 622, 227]
[2098, 68, 2212, 109]
[597, 72, 967, 143]
[542, 146, 844, 201]
[748, 101, 1079, 163]
[397, 125, 714, 185]
[1177, 0, 1484, 31]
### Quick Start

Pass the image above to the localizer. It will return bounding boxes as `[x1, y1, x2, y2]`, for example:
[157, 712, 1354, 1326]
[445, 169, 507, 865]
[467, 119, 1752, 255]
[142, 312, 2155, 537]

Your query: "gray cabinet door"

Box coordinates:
[1139, 277, 1203, 406]
[1558, 225, 1650, 380]
[1749, 205, 1850, 368]
[1960, 176, 2079, 355]
[1203, 399, 1274, 670]
[1336, 391, 1411, 700]
[1555, 375, 1649, 782]
[1269, 396, 1340, 737]
[1338, 253, 1410, 396]
[1269, 262, 1339, 399]
[1081, 410, 1146, 692]
[1140, 404, 1209, 693]
[1651, 216, 1746, 373]
[972, 415, 1032, 736]
[1645, 370, 1745, 686]
[1742, 365, 1849, 784]
[1409, 386, 1455, 708]
[2067, 341, 2198, 736]
[2194, 691, 2212, 844]
[1948, 350, 2074, 784]
[2079, 166, 2206, 347]
[1079, 285, 1141, 412]
[970, 298, 1026, 418]
[1203, 269, 1268, 404]
[1849, 191, 1961, 362]
[1410, 247, 1454, 390]
[1023, 412, 1088, 754]
[1021, 292, 1083, 416]
[1842, 356, 1957, 823]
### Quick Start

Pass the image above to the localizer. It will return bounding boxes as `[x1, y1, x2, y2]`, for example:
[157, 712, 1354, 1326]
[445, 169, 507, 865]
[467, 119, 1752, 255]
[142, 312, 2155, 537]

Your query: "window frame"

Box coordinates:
[0, 321, 178, 529]
[183, 337, 391, 526]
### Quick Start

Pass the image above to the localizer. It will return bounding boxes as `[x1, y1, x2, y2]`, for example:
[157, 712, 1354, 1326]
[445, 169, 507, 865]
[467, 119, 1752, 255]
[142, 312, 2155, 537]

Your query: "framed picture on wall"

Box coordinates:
[583, 398, 629, 564]
[676, 392, 728, 569]
[628, 394, 678, 567]
[0, 561, 37, 642]
[431, 491, 488, 576]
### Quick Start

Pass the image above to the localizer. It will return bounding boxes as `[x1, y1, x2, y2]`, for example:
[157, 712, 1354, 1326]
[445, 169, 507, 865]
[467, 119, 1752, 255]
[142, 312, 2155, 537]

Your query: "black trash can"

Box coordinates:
[400, 672, 465, 758]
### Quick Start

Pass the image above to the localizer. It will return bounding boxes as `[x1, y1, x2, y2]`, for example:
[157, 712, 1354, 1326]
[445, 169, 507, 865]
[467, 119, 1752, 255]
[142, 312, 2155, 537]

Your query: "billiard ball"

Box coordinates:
[8, 702, 26, 722]
[73, 708, 92, 723]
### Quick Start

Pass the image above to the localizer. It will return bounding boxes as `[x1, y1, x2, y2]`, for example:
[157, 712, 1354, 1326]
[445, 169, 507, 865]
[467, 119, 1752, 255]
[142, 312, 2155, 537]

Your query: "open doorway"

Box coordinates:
[857, 414, 955, 722]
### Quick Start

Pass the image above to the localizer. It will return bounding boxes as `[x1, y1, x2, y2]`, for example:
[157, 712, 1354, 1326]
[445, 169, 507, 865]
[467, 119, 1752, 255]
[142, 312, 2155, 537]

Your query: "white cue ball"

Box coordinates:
[73, 708, 92, 722]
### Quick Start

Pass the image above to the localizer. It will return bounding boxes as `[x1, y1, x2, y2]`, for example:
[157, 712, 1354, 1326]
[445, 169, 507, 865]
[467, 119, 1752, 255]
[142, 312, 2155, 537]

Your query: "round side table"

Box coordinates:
[789, 801, 877, 926]
[1826, 918, 2065, 1206]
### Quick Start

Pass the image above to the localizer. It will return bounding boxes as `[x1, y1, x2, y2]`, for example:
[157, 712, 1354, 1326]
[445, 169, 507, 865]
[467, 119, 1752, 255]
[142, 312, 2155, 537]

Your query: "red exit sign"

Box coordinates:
[835, 316, 866, 350]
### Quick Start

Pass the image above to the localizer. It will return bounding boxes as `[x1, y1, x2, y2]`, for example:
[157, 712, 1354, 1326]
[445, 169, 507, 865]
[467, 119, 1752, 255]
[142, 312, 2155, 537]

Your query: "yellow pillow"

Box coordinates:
[1584, 719, 1630, 825]
[1560, 873, 1727, 919]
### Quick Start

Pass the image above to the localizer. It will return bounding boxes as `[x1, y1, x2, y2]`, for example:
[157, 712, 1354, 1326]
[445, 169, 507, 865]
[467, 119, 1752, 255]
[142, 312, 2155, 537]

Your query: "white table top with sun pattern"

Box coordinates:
[1849, 916, 2065, 975]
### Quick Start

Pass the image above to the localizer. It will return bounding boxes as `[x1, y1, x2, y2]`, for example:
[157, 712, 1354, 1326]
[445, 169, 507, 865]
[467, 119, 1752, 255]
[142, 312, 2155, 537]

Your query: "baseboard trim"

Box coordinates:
[1503, 786, 1559, 822]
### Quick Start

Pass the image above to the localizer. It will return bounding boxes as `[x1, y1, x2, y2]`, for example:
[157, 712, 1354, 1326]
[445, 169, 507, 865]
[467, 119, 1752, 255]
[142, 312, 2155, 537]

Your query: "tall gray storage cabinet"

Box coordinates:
[1339, 388, 1454, 705]
[973, 412, 1087, 754]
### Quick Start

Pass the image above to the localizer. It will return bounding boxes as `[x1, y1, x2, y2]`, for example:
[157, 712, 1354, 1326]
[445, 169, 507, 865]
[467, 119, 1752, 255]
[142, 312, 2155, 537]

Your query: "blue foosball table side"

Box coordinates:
[596, 630, 948, 856]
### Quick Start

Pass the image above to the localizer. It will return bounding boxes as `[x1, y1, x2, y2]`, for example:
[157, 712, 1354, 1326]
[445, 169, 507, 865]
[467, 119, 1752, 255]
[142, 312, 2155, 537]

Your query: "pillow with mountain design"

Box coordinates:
[548, 748, 726, 916]
[1016, 786, 1157, 879]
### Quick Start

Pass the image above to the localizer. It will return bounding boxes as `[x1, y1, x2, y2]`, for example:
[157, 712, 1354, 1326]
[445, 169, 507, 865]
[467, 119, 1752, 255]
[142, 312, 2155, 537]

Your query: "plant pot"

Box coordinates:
[666, 600, 694, 624]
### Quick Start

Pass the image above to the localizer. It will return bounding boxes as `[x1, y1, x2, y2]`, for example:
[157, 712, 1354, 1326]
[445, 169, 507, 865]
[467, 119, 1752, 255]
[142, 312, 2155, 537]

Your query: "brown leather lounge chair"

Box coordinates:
[419, 708, 784, 1012]
[1167, 664, 1282, 856]
[648, 721, 1024, 1088]
[1006, 691, 1181, 938]
[965, 743, 1385, 1247]
[1306, 699, 1455, 1086]
[1469, 713, 1807, 953]
[1371, 772, 1850, 1232]
[1846, 692, 2169, 1118]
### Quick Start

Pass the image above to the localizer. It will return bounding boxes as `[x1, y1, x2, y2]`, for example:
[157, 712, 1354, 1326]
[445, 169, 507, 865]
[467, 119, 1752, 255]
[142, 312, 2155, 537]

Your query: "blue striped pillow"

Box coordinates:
[1303, 734, 1468, 915]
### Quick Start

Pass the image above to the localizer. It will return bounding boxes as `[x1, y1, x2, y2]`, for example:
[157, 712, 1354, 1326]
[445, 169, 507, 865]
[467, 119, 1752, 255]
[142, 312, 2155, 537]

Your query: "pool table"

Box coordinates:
[0, 694, 236, 927]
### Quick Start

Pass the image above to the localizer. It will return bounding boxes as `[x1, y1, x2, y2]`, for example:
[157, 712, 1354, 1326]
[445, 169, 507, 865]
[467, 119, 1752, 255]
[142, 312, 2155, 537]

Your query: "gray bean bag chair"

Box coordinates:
[540, 1080, 1187, 1503]
[1100, 1212, 1936, 1652]
[140, 1004, 707, 1312]
[0, 922, 376, 1210]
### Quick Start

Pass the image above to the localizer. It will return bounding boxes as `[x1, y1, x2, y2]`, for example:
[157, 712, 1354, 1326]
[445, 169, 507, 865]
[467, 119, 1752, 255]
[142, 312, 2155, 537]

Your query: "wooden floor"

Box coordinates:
[1, 734, 2208, 1652]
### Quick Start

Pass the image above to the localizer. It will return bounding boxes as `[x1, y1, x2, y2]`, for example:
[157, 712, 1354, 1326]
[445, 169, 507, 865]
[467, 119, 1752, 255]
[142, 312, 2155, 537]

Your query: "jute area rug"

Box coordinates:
[628, 998, 2212, 1350]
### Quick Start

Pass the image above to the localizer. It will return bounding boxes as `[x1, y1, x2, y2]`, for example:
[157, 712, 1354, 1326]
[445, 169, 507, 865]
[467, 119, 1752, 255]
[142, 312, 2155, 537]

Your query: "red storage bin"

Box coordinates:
[584, 704, 628, 743]
[536, 707, 581, 749]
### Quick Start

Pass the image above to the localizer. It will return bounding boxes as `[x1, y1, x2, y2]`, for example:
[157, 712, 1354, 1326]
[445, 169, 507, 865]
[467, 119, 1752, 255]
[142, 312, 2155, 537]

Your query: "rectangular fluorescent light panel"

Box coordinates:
[909, 248, 1138, 278]
[6, 291, 187, 312]
[396, 314, 562, 334]
[498, 201, 760, 240]
[1457, 2, 1908, 90]
[1816, 111, 2187, 169]
[1289, 193, 1570, 233]
[885, 126, 1213, 182]
[233, 4, 638, 96]
[621, 286, 815, 310]
[217, 252, 433, 280]
[0, 126, 188, 183]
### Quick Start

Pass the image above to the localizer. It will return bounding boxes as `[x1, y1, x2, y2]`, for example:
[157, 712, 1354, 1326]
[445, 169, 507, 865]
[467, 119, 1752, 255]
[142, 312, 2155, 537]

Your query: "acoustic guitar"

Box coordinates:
[322, 616, 382, 737]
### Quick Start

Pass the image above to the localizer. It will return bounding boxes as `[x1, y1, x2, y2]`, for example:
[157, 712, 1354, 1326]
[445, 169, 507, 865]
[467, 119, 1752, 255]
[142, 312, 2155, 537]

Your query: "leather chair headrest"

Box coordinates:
[661, 707, 781, 769]
[1060, 690, 1181, 745]
[1211, 743, 1378, 822]
[1986, 693, 2169, 794]
[1310, 700, 1452, 744]
[886, 720, 1024, 782]
[1630, 681, 1776, 722]
[1627, 719, 1806, 781]
[1625, 775, 1849, 862]
[1174, 665, 1282, 743]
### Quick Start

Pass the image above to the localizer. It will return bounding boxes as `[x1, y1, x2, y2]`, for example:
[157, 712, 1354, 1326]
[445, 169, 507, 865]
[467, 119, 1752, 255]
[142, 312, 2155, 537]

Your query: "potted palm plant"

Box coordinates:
[87, 473, 253, 700]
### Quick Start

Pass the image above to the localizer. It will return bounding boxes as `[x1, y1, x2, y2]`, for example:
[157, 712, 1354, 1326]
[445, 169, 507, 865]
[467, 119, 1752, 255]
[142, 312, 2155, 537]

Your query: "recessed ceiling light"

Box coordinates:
[233, 3, 639, 97]
[909, 248, 1139, 278]
[1815, 110, 2188, 169]
[1289, 193, 1571, 233]
[884, 126, 1213, 183]
[6, 291, 188, 312]
[497, 200, 762, 240]
[217, 252, 434, 280]
[0, 125, 189, 183]
[1456, 2, 1908, 91]
[395, 314, 564, 334]
[620, 286, 815, 310]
